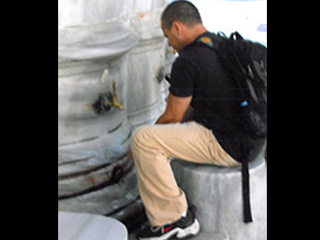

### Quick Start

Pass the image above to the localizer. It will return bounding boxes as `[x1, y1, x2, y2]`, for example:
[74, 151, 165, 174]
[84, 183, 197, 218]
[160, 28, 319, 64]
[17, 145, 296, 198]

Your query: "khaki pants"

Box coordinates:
[130, 121, 240, 226]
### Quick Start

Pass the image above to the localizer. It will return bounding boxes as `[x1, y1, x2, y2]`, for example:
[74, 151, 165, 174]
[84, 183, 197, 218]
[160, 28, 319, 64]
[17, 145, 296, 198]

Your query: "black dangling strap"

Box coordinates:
[241, 158, 253, 223]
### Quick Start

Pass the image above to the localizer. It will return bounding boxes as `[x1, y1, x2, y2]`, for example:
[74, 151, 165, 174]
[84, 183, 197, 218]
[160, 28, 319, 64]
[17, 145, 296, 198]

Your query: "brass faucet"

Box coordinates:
[167, 49, 177, 54]
[91, 81, 123, 114]
[106, 81, 124, 110]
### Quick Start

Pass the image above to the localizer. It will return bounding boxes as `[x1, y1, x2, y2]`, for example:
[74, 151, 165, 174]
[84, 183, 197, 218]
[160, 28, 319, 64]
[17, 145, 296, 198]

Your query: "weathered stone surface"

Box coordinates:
[171, 155, 267, 240]
[58, 211, 128, 240]
[126, 1, 172, 128]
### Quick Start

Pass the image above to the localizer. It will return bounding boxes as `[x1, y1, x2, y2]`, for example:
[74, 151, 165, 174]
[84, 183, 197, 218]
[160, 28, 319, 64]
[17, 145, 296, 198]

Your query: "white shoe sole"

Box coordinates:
[176, 219, 200, 239]
[138, 219, 201, 240]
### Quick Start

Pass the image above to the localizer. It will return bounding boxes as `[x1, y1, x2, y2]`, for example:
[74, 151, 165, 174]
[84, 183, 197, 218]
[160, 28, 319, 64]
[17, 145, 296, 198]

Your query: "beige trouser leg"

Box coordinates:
[130, 121, 240, 226]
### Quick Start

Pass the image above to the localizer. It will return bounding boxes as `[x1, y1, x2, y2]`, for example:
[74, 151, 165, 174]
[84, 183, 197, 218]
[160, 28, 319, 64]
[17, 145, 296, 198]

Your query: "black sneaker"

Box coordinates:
[136, 210, 200, 240]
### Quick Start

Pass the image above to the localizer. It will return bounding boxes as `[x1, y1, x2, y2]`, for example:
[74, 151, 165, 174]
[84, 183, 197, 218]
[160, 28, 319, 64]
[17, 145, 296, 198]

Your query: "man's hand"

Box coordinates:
[156, 94, 192, 124]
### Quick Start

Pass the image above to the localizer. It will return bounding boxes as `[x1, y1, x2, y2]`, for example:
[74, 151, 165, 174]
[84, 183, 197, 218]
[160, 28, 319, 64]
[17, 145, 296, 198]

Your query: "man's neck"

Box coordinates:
[182, 24, 207, 48]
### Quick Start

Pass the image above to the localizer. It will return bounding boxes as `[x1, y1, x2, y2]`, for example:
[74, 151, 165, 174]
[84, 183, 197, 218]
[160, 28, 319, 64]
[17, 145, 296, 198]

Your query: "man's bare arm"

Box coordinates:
[156, 94, 192, 124]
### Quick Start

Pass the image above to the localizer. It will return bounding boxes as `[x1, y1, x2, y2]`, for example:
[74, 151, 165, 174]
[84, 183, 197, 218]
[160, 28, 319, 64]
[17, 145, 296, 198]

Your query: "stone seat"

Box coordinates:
[58, 211, 128, 240]
[171, 154, 267, 240]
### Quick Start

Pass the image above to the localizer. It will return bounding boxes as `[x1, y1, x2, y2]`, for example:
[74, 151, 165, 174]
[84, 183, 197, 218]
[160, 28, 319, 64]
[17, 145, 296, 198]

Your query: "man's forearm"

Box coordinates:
[155, 94, 193, 125]
[155, 106, 194, 124]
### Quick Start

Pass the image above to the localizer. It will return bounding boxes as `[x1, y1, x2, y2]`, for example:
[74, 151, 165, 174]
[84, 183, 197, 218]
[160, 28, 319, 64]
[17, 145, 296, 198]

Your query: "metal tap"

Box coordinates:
[107, 81, 124, 110]
[91, 81, 124, 114]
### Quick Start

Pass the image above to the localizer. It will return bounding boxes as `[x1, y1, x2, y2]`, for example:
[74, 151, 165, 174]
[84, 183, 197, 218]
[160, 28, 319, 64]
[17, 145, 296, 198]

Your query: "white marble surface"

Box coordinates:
[58, 0, 140, 218]
[125, 0, 170, 128]
[58, 212, 128, 240]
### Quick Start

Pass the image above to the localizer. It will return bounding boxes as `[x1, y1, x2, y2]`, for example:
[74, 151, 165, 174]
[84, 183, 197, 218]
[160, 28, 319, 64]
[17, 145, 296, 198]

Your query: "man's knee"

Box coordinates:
[131, 126, 154, 147]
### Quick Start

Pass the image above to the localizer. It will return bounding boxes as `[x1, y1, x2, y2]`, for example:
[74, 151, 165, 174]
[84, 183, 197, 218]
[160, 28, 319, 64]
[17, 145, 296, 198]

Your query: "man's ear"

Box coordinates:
[172, 21, 183, 37]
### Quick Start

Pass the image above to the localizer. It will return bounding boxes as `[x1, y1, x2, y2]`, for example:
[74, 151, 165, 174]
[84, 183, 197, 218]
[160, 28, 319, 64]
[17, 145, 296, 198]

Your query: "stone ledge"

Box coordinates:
[171, 155, 266, 240]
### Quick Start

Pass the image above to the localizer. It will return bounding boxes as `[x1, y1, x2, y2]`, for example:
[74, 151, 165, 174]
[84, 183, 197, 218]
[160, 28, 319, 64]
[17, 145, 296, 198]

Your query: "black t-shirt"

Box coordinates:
[169, 32, 264, 161]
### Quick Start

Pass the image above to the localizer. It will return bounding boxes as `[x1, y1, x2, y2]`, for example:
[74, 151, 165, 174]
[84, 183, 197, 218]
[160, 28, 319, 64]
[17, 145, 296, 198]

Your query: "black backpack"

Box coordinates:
[197, 31, 267, 223]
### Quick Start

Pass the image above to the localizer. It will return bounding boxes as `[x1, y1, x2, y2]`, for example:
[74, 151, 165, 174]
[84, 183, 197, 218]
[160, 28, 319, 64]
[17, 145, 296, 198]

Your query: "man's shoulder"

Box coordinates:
[180, 32, 220, 57]
[178, 42, 219, 71]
